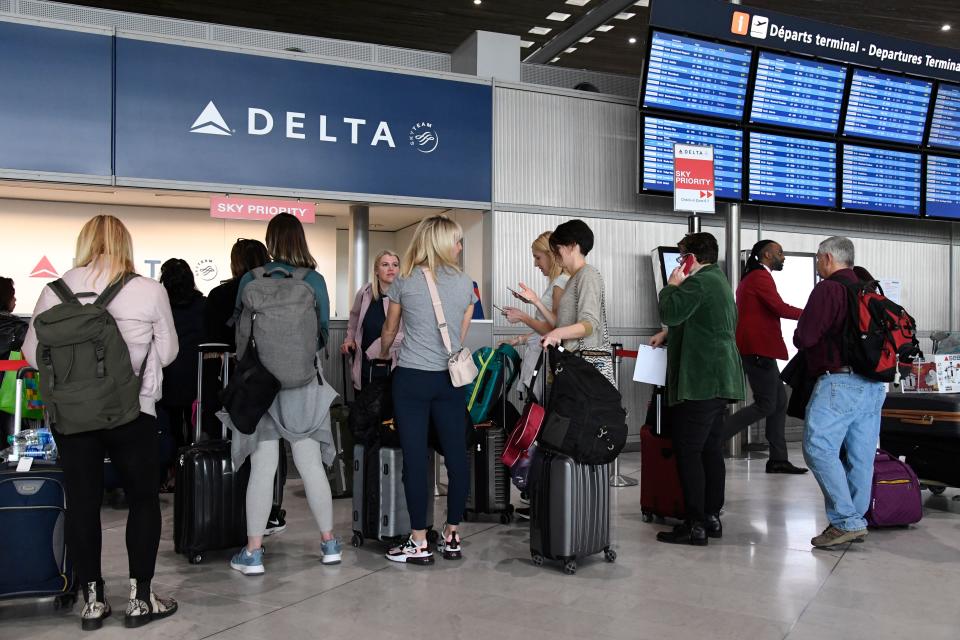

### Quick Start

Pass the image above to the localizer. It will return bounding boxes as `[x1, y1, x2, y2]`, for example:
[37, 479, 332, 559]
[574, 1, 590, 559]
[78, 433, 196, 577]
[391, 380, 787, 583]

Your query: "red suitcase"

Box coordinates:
[640, 392, 685, 522]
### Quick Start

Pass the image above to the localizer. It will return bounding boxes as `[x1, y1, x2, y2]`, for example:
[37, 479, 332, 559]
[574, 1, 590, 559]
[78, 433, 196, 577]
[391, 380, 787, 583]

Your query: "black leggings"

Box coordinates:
[52, 413, 161, 587]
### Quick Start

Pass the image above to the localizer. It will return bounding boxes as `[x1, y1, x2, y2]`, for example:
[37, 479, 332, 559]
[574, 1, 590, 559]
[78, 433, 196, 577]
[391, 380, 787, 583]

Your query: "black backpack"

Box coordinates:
[537, 346, 627, 465]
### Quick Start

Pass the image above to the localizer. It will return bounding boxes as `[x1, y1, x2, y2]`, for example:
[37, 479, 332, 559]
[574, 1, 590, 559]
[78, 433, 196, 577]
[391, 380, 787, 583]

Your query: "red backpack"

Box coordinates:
[831, 276, 922, 384]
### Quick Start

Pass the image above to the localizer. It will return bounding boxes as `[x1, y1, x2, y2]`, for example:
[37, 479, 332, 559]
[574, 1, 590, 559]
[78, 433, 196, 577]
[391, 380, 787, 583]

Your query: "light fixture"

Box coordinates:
[628, 37, 637, 44]
[520, 40, 534, 48]
[565, 47, 577, 53]
[551, 57, 561, 63]
[547, 12, 571, 21]
[579, 36, 595, 43]
[473, 0, 481, 5]
[615, 12, 636, 20]
[634, 0, 650, 6]
[566, 0, 592, 5]
[943, 24, 952, 31]
[596, 24, 614, 32]
[529, 26, 552, 35]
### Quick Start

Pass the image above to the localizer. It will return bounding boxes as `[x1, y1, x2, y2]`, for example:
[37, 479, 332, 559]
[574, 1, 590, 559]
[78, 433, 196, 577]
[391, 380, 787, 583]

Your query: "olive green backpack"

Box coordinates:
[34, 275, 147, 434]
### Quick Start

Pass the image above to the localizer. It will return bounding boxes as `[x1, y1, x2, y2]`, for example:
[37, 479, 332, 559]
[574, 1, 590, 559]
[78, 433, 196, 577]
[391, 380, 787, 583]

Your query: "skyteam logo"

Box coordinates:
[408, 122, 439, 153]
[190, 101, 232, 136]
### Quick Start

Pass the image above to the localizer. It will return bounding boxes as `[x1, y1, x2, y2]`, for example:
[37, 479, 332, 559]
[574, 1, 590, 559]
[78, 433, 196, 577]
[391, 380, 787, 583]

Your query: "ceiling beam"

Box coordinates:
[523, 0, 640, 64]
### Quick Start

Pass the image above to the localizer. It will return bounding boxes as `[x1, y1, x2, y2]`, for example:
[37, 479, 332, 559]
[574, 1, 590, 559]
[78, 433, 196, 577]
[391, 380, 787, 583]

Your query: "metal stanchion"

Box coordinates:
[609, 344, 638, 488]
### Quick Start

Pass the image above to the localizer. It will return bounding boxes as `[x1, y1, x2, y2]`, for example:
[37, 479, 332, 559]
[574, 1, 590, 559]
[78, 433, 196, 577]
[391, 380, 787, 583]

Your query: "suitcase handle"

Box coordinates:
[901, 415, 934, 425]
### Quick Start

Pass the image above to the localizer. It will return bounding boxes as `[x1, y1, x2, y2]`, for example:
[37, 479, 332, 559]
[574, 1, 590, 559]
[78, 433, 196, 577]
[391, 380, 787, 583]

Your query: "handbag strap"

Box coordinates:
[422, 268, 454, 356]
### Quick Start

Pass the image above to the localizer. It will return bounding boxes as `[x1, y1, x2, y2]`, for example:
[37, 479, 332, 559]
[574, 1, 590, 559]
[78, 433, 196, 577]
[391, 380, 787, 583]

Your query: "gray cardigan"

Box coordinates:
[555, 264, 609, 352]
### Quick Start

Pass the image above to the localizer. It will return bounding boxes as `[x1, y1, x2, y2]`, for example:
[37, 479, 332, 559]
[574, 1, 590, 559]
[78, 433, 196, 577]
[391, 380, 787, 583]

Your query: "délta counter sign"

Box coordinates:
[673, 144, 716, 214]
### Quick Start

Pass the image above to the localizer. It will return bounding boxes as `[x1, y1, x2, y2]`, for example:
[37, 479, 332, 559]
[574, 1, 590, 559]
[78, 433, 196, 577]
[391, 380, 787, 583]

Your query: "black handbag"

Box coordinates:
[221, 335, 281, 435]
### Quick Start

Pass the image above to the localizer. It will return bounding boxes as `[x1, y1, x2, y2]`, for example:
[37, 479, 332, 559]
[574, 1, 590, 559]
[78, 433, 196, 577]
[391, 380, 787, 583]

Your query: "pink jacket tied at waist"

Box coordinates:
[345, 283, 402, 390]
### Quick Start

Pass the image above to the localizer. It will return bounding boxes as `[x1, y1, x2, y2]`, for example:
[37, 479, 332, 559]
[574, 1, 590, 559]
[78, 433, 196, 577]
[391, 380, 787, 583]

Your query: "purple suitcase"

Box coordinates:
[865, 450, 923, 528]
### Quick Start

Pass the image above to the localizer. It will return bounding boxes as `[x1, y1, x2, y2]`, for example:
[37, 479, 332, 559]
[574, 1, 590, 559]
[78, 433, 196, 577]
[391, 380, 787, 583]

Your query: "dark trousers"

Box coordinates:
[723, 355, 789, 461]
[672, 398, 728, 523]
[52, 413, 161, 587]
[392, 367, 468, 530]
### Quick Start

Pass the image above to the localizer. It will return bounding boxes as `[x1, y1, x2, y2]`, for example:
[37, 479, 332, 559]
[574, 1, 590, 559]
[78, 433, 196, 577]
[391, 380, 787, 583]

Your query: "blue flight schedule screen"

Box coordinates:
[928, 84, 960, 150]
[643, 117, 742, 199]
[926, 155, 960, 218]
[750, 52, 846, 134]
[843, 70, 932, 145]
[749, 133, 836, 207]
[643, 31, 752, 121]
[842, 145, 921, 215]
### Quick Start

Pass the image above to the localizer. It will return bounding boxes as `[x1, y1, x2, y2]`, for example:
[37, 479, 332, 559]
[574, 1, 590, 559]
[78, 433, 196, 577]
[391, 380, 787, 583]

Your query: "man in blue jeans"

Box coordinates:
[795, 236, 886, 548]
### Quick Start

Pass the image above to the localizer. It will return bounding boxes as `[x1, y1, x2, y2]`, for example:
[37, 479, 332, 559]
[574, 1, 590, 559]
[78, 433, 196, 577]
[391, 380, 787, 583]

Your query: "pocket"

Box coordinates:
[50, 376, 128, 431]
[828, 381, 865, 415]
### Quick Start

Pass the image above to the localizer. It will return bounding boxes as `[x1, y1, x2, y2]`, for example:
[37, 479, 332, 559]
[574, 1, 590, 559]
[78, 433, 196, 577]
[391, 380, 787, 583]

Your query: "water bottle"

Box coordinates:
[7, 428, 54, 448]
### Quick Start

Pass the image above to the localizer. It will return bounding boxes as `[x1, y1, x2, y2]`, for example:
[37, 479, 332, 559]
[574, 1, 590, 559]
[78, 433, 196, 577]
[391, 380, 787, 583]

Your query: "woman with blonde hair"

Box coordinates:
[378, 215, 476, 565]
[23, 214, 179, 630]
[341, 250, 404, 390]
[502, 231, 569, 396]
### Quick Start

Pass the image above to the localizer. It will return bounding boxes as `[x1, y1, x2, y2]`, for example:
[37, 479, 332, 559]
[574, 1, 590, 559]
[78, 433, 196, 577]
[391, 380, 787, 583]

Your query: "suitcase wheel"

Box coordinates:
[530, 552, 544, 567]
[189, 553, 203, 565]
[604, 548, 617, 563]
[499, 511, 513, 525]
[928, 486, 947, 496]
[351, 533, 363, 548]
[562, 560, 577, 575]
[641, 511, 654, 523]
[55, 593, 77, 610]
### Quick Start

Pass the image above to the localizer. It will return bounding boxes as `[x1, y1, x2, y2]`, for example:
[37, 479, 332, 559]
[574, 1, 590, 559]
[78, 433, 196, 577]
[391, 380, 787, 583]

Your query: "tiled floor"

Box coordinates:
[3, 446, 959, 640]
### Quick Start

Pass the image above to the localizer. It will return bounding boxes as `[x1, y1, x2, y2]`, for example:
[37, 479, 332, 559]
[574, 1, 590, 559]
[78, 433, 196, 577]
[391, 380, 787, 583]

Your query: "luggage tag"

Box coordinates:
[16, 457, 33, 472]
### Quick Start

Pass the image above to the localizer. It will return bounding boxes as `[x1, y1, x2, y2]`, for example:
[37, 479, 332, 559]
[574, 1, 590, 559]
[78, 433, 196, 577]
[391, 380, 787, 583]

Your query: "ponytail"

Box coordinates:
[744, 239, 775, 278]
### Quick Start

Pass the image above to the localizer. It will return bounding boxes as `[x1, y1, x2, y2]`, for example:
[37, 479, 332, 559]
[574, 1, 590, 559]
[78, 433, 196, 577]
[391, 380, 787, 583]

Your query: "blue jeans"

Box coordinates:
[802, 372, 886, 532]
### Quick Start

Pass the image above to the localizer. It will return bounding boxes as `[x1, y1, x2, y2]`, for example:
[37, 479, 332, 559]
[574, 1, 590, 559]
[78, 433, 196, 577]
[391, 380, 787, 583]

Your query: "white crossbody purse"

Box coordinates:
[423, 268, 478, 387]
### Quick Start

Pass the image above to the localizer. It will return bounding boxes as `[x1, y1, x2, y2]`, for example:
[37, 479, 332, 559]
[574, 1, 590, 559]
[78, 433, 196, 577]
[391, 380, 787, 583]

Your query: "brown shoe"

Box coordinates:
[811, 526, 867, 548]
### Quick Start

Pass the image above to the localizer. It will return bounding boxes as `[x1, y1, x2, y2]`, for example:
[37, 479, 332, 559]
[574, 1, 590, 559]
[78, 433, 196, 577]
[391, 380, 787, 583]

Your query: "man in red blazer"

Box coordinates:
[724, 240, 808, 474]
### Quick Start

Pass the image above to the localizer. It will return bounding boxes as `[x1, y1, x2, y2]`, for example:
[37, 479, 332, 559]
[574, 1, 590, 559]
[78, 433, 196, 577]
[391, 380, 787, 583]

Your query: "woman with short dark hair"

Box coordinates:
[0, 276, 28, 361]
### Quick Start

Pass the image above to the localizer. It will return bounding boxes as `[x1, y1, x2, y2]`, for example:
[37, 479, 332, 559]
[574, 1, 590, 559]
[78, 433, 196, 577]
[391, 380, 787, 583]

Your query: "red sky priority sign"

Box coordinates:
[673, 144, 716, 214]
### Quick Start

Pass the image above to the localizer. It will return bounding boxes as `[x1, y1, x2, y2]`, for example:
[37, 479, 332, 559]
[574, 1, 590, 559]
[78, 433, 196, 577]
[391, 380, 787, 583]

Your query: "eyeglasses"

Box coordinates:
[675, 253, 690, 264]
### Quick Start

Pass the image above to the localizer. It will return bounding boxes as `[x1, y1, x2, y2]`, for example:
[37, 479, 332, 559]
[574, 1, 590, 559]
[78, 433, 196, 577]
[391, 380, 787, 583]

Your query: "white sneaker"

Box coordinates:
[385, 536, 434, 565]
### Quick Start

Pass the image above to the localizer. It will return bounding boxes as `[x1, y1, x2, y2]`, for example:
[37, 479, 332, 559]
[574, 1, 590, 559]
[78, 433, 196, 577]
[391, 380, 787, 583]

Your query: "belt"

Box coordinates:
[823, 366, 852, 375]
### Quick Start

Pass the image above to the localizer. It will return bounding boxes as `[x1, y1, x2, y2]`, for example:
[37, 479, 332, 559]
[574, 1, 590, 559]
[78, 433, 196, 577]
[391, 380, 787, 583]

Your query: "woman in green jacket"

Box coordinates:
[655, 232, 744, 547]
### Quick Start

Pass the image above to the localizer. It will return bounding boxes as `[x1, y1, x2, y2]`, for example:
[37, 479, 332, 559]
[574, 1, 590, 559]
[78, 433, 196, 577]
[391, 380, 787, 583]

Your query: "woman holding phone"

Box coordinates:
[501, 231, 569, 396]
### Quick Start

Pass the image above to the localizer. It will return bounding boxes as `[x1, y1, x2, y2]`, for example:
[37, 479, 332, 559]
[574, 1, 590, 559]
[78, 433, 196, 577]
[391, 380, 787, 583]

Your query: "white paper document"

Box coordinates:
[632, 344, 668, 386]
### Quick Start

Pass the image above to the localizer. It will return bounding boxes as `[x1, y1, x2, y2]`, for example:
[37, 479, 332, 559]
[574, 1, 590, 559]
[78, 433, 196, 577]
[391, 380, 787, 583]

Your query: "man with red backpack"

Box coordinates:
[796, 236, 918, 549]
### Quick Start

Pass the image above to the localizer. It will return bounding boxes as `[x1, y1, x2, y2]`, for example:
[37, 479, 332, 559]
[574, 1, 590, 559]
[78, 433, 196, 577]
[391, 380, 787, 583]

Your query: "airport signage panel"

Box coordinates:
[210, 196, 316, 223]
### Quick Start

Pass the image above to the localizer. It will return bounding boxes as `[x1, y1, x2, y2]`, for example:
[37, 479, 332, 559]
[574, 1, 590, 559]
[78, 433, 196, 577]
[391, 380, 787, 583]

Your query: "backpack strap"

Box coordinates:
[95, 274, 139, 308]
[48, 279, 80, 304]
[291, 267, 311, 281]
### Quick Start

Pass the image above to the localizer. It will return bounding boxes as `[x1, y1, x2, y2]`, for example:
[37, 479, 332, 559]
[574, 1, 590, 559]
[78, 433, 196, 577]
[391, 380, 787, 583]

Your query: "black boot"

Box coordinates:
[656, 521, 708, 546]
[704, 514, 722, 539]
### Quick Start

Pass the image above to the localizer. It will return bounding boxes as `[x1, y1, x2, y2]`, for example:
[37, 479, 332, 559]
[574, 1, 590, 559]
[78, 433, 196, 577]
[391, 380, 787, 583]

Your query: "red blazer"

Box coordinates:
[735, 268, 803, 360]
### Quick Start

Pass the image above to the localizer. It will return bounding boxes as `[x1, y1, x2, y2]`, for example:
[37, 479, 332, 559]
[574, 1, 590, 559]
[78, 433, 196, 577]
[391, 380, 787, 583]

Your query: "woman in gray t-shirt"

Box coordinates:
[378, 215, 476, 565]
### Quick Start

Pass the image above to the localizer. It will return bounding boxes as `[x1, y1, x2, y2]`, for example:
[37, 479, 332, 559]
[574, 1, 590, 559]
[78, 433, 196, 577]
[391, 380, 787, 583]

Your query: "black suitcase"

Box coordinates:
[174, 344, 250, 564]
[880, 392, 960, 489]
[464, 422, 514, 524]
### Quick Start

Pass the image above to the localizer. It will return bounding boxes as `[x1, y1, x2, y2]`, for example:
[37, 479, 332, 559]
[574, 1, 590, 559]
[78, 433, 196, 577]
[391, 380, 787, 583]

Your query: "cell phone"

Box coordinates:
[507, 286, 524, 300]
[680, 254, 696, 275]
[492, 304, 506, 314]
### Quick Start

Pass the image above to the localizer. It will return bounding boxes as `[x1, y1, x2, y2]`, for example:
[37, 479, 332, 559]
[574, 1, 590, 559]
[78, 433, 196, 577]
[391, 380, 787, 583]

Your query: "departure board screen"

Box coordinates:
[841, 145, 921, 215]
[843, 70, 932, 145]
[749, 52, 846, 134]
[926, 155, 960, 218]
[748, 133, 836, 207]
[643, 117, 742, 199]
[643, 31, 752, 121]
[928, 83, 960, 150]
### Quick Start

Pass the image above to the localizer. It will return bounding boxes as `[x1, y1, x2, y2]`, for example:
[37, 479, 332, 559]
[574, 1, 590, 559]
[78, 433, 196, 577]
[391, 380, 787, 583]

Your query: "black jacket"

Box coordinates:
[204, 278, 241, 351]
[161, 292, 206, 407]
[0, 312, 28, 361]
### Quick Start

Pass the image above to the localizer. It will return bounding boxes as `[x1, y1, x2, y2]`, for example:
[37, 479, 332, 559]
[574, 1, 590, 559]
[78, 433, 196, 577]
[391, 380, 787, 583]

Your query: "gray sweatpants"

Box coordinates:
[246, 438, 334, 536]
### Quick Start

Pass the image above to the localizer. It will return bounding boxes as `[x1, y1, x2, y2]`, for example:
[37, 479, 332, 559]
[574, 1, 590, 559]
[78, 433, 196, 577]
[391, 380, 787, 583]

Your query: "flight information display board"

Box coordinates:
[643, 31, 752, 121]
[926, 155, 960, 218]
[841, 145, 921, 215]
[928, 83, 960, 150]
[749, 52, 846, 134]
[748, 133, 836, 207]
[643, 117, 742, 199]
[843, 69, 932, 145]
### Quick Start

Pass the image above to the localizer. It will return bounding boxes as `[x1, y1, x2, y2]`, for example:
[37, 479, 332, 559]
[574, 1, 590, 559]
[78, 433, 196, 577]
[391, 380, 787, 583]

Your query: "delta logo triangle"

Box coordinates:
[30, 256, 59, 279]
[190, 101, 232, 136]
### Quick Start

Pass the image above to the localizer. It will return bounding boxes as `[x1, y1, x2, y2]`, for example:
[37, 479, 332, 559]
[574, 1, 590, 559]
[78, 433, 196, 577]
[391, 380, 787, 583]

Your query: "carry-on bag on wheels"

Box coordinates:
[327, 404, 354, 498]
[0, 366, 77, 608]
[350, 443, 437, 548]
[640, 389, 685, 522]
[174, 344, 250, 564]
[865, 450, 923, 528]
[880, 392, 960, 490]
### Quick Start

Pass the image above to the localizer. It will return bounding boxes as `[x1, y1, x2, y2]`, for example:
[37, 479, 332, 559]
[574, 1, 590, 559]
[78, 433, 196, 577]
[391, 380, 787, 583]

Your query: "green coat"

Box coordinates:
[658, 264, 745, 407]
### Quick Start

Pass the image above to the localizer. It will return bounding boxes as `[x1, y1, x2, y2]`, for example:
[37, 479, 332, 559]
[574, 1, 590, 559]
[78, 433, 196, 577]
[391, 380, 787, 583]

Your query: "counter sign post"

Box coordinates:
[673, 143, 716, 214]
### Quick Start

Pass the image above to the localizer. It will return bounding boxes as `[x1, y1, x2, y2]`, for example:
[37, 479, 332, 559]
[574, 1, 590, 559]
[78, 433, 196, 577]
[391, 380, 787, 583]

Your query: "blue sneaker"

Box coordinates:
[320, 538, 342, 565]
[230, 547, 264, 575]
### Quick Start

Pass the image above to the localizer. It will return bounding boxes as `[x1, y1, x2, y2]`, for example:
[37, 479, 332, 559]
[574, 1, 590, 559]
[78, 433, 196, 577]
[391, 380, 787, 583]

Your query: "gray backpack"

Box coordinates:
[34, 276, 146, 435]
[236, 266, 319, 389]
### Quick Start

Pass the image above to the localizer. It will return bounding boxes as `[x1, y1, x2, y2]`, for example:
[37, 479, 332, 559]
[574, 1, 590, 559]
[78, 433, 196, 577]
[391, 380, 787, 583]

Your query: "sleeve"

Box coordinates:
[575, 270, 603, 338]
[794, 281, 844, 349]
[345, 288, 364, 342]
[755, 272, 804, 320]
[554, 274, 570, 291]
[386, 275, 403, 304]
[22, 285, 57, 368]
[152, 285, 179, 367]
[233, 272, 254, 319]
[310, 272, 331, 350]
[658, 275, 705, 327]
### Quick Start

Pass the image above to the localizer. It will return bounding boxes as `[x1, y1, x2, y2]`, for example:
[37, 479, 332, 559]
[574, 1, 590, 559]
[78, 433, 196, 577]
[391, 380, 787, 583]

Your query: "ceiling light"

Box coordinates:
[596, 24, 614, 32]
[634, 0, 650, 6]
[473, 0, 481, 4]
[566, 0, 592, 5]
[565, 47, 577, 53]
[579, 36, 595, 43]
[943, 24, 952, 31]
[551, 57, 560, 63]
[529, 26, 552, 35]
[520, 40, 534, 48]
[615, 12, 636, 20]
[547, 12, 571, 21]
[628, 37, 637, 44]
